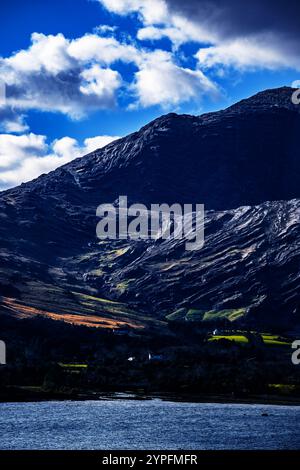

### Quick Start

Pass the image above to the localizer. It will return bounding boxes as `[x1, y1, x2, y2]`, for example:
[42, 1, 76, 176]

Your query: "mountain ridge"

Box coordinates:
[0, 86, 300, 331]
[2, 86, 299, 206]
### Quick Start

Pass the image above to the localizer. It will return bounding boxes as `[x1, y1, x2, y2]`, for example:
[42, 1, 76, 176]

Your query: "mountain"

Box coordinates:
[102, 199, 300, 330]
[0, 86, 299, 331]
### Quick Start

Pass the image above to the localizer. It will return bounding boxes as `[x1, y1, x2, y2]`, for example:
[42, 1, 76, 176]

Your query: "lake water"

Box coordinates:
[0, 399, 299, 450]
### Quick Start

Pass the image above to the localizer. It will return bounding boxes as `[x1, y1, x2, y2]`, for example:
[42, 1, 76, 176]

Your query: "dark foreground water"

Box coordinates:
[0, 399, 299, 450]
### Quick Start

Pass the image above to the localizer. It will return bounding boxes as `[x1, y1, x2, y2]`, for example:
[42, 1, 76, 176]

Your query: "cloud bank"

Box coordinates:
[0, 133, 119, 190]
[0, 28, 218, 122]
[98, 0, 300, 71]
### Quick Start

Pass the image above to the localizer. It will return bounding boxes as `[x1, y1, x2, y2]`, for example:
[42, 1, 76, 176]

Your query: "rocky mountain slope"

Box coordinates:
[100, 199, 300, 330]
[0, 87, 299, 331]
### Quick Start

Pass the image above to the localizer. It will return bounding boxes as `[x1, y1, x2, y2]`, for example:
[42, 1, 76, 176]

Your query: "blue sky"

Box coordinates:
[0, 0, 299, 189]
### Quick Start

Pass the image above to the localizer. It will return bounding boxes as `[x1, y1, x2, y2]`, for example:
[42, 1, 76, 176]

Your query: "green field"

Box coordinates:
[208, 334, 249, 344]
[166, 307, 246, 323]
[261, 334, 291, 346]
[203, 308, 246, 322]
[208, 332, 291, 346]
[58, 363, 88, 369]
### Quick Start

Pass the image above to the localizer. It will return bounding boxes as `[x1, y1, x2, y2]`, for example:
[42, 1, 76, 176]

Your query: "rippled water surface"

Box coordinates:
[0, 400, 299, 449]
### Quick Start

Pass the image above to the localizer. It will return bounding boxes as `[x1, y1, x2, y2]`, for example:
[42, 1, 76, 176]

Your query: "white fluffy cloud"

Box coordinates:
[0, 29, 218, 119]
[79, 65, 121, 100]
[0, 133, 47, 170]
[0, 133, 119, 190]
[4, 32, 74, 74]
[68, 33, 141, 64]
[5, 0, 294, 135]
[0, 115, 29, 133]
[98, 0, 214, 48]
[136, 22, 211, 48]
[133, 50, 218, 107]
[0, 32, 141, 119]
[98, 0, 300, 71]
[196, 35, 300, 72]
[98, 0, 169, 25]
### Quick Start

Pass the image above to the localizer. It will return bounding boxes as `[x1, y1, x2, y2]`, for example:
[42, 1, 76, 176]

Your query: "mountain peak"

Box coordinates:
[2, 86, 300, 212]
[138, 87, 300, 135]
[227, 86, 299, 114]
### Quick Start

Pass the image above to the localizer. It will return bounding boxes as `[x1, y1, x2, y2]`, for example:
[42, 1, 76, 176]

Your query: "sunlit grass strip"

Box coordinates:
[58, 363, 88, 369]
[203, 308, 246, 322]
[166, 307, 247, 322]
[261, 334, 290, 346]
[208, 335, 249, 343]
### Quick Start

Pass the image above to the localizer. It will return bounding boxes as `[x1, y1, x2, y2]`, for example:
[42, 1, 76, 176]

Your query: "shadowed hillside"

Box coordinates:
[0, 87, 299, 331]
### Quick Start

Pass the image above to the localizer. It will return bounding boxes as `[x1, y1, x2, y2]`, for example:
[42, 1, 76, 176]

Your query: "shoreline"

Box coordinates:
[1, 387, 300, 406]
